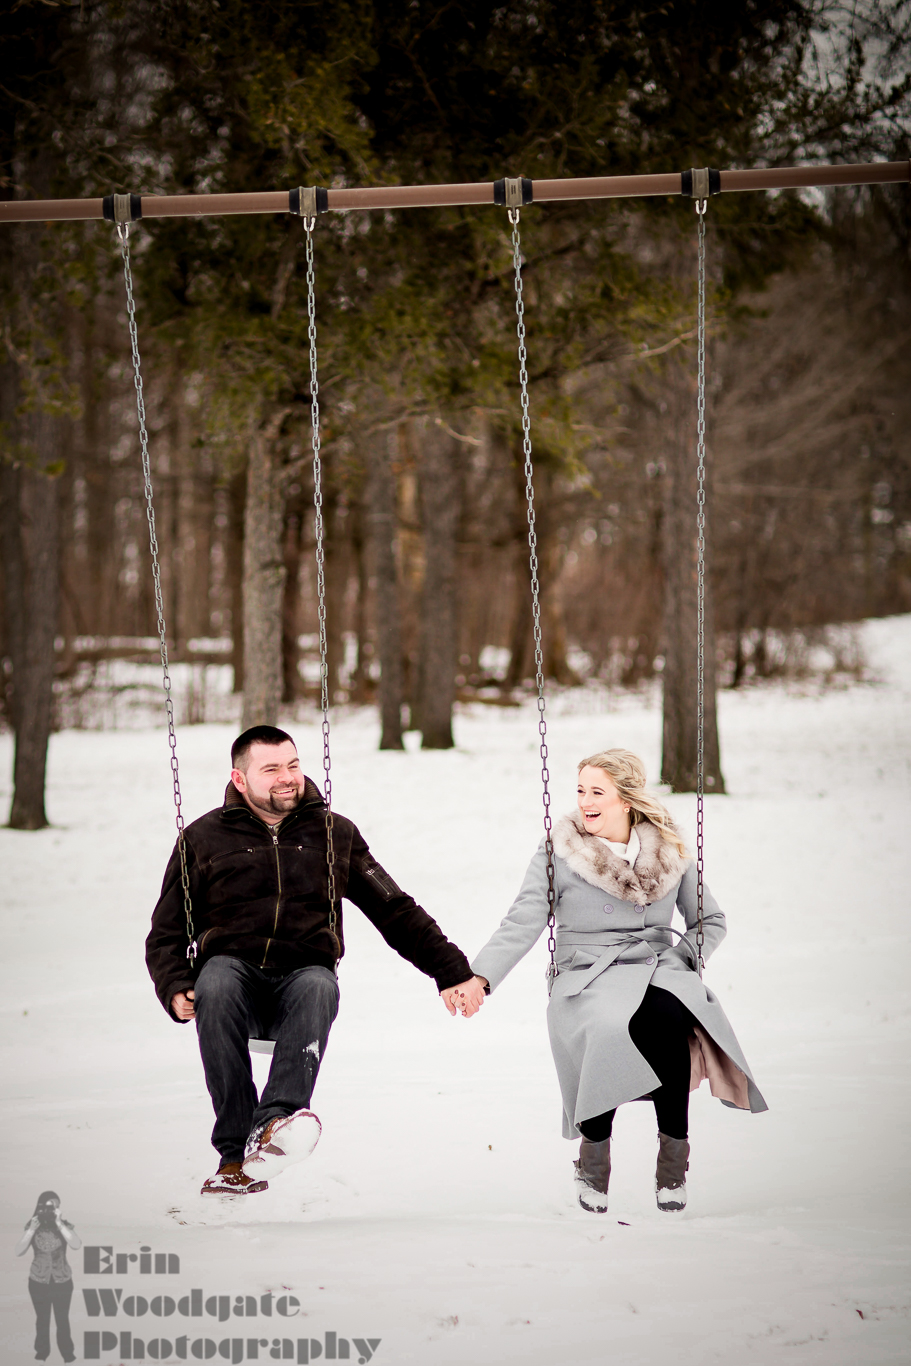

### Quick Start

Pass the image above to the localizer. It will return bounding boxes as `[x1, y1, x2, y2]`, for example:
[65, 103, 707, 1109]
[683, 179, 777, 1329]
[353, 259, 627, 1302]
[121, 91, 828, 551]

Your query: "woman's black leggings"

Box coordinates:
[579, 985, 695, 1143]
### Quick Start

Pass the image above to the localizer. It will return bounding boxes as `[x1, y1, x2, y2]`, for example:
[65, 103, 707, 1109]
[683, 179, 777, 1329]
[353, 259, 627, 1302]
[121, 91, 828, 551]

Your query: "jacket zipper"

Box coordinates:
[363, 862, 396, 897]
[261, 829, 282, 967]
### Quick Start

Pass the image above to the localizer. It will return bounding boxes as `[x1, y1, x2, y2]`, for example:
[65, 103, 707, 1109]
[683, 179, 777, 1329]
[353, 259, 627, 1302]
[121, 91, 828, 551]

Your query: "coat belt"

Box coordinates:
[557, 926, 694, 997]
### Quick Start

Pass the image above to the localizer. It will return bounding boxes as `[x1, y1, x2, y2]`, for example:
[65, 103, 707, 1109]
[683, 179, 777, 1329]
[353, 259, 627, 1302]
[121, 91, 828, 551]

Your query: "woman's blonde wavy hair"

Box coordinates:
[577, 749, 689, 859]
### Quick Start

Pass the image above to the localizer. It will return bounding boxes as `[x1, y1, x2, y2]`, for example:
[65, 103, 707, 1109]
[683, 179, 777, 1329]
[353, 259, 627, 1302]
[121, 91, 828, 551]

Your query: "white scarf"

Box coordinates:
[596, 825, 640, 868]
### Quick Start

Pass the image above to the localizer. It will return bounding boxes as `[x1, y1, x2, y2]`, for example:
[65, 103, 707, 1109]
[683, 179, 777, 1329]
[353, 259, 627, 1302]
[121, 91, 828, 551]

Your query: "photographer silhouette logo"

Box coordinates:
[15, 1191, 80, 1364]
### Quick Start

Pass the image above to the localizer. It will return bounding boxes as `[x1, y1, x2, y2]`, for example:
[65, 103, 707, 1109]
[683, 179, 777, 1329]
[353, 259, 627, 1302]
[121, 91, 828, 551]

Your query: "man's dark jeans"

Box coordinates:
[194, 956, 339, 1164]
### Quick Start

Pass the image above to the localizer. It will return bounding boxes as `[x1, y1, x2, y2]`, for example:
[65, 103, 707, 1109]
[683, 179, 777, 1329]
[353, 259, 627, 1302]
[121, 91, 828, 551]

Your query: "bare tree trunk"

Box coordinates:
[281, 503, 304, 703]
[542, 533, 576, 685]
[347, 497, 369, 702]
[0, 148, 65, 825]
[242, 412, 288, 730]
[0, 306, 64, 831]
[11, 456, 60, 827]
[324, 489, 348, 699]
[79, 305, 117, 638]
[504, 455, 538, 689]
[660, 357, 724, 793]
[158, 462, 181, 659]
[170, 384, 192, 650]
[2, 406, 63, 829]
[367, 428, 404, 749]
[504, 538, 534, 689]
[0, 453, 25, 731]
[417, 419, 460, 749]
[180, 471, 214, 641]
[228, 469, 245, 692]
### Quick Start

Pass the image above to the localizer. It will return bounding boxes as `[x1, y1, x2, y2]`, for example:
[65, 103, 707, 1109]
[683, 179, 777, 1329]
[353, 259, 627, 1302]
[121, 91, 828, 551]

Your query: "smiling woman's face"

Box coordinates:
[577, 765, 630, 840]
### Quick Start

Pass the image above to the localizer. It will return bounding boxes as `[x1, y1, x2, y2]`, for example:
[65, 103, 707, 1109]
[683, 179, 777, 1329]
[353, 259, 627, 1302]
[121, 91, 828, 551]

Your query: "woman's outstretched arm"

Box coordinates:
[470, 840, 554, 992]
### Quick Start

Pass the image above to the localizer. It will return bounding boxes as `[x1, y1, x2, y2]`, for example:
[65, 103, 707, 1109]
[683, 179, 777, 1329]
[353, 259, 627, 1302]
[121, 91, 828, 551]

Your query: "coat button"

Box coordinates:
[636, 906, 645, 913]
[603, 904, 613, 914]
[646, 955, 656, 965]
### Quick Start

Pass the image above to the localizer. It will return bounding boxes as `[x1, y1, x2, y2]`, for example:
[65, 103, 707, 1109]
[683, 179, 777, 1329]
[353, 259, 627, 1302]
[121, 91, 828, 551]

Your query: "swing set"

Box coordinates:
[5, 158, 907, 1039]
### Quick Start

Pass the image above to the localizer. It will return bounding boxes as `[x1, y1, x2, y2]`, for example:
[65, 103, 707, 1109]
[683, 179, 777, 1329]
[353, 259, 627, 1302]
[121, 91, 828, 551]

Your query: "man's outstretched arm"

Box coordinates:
[345, 830, 483, 1016]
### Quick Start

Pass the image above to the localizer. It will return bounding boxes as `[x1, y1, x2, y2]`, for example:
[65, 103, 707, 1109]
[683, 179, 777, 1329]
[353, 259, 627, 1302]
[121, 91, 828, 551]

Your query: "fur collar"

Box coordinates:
[553, 813, 689, 905]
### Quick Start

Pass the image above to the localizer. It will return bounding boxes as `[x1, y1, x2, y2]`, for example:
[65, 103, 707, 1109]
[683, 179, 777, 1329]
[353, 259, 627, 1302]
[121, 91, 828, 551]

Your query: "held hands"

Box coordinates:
[176, 980, 487, 1021]
[440, 976, 488, 1019]
[175, 980, 484, 1021]
[171, 990, 196, 1021]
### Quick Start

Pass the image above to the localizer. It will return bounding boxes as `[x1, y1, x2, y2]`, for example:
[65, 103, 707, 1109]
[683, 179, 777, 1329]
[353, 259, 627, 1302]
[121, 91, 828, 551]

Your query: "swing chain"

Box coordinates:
[117, 223, 196, 963]
[695, 201, 707, 977]
[508, 208, 557, 992]
[303, 218, 338, 950]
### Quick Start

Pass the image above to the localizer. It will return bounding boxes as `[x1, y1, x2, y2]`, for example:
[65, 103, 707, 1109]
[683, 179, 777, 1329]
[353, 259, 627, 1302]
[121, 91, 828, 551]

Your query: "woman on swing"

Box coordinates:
[465, 748, 766, 1213]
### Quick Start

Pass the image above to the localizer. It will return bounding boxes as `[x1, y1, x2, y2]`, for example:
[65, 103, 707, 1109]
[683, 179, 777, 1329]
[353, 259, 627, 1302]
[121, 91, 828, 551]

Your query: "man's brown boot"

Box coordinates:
[656, 1133, 689, 1211]
[573, 1136, 611, 1213]
[201, 1161, 268, 1196]
[242, 1109, 322, 1182]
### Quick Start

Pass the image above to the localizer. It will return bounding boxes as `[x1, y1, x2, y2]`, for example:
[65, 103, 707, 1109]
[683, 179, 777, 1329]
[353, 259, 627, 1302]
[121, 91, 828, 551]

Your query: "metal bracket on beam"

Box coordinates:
[681, 168, 720, 199]
[290, 186, 329, 217]
[494, 176, 533, 208]
[102, 192, 142, 223]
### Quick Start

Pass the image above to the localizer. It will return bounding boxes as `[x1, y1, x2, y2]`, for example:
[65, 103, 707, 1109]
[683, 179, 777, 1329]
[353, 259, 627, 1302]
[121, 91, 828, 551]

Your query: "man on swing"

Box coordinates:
[146, 725, 485, 1195]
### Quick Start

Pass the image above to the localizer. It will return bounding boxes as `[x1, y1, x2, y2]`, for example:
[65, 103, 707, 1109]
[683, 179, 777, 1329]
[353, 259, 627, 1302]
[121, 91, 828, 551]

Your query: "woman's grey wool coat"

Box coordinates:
[471, 814, 768, 1139]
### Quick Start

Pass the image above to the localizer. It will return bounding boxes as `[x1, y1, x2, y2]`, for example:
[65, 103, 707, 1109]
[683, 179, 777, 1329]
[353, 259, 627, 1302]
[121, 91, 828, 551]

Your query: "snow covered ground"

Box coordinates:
[1, 615, 909, 1366]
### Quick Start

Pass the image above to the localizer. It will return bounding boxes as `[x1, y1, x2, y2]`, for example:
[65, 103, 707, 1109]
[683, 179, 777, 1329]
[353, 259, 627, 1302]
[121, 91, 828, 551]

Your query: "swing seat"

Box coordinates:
[249, 1037, 275, 1056]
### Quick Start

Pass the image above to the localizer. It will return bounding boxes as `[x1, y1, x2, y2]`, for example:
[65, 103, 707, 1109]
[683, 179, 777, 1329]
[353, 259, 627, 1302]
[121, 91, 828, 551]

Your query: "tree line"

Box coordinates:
[1, 0, 909, 827]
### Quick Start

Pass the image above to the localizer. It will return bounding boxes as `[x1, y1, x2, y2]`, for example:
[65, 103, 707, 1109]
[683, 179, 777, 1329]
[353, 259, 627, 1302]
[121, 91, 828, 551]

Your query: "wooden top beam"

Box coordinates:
[0, 161, 907, 223]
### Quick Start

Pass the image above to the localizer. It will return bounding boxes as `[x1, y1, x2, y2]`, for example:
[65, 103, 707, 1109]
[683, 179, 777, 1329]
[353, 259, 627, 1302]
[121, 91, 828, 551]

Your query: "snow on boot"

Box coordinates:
[242, 1109, 322, 1181]
[200, 1161, 267, 1196]
[655, 1133, 689, 1212]
[573, 1136, 611, 1213]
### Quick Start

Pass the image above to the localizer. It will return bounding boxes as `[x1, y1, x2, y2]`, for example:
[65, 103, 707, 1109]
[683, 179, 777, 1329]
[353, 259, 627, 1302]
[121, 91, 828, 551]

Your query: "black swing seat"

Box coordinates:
[249, 1036, 276, 1056]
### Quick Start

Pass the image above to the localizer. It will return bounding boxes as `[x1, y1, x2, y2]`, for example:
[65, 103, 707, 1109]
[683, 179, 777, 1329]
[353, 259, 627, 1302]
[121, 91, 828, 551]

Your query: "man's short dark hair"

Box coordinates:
[231, 726, 296, 771]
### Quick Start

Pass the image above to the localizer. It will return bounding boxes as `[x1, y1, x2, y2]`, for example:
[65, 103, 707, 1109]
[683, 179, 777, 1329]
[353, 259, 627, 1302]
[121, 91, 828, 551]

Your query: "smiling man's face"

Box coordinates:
[231, 741, 305, 823]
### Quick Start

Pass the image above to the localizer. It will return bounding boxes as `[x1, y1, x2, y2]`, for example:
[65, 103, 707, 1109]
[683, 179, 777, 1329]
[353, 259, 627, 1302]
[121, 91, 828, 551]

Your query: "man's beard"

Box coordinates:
[262, 783, 304, 814]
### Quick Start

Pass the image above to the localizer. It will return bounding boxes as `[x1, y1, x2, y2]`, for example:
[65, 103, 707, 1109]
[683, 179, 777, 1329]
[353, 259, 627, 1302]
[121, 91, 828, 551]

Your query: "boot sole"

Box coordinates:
[200, 1178, 268, 1196]
[574, 1176, 609, 1213]
[573, 1154, 610, 1213]
[656, 1185, 686, 1212]
[242, 1110, 321, 1181]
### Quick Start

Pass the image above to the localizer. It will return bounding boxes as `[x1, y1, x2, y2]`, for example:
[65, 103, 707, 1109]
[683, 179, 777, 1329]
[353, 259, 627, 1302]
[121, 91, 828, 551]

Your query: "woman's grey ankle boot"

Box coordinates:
[574, 1136, 611, 1212]
[656, 1132, 689, 1211]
